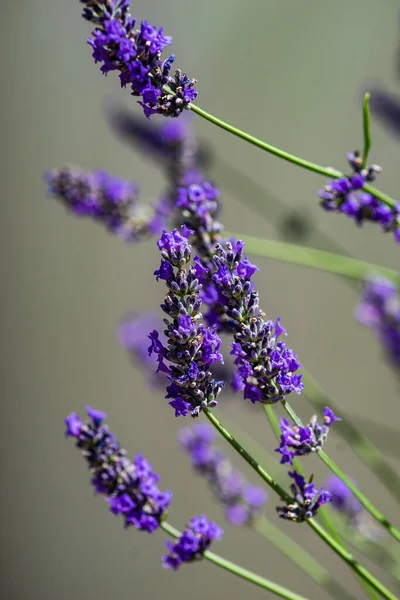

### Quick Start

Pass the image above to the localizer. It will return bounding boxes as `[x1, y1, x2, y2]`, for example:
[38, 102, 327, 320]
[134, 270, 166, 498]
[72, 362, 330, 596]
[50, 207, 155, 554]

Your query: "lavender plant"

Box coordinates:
[47, 2, 400, 599]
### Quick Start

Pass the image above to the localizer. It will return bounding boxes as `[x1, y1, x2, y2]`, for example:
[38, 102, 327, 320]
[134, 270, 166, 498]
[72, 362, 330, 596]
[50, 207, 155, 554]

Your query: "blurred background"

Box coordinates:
[1, 1, 400, 599]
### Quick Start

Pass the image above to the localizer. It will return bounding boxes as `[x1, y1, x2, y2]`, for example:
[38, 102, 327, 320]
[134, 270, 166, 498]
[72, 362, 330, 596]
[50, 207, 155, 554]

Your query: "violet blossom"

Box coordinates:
[276, 471, 331, 522]
[163, 515, 223, 569]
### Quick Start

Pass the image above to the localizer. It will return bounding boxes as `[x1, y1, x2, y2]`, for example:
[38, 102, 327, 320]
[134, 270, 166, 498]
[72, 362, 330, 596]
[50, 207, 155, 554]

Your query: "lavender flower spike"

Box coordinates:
[65, 406, 172, 533]
[150, 227, 225, 417]
[212, 240, 303, 404]
[45, 166, 163, 241]
[163, 515, 223, 569]
[179, 423, 267, 526]
[276, 471, 331, 522]
[356, 276, 400, 368]
[318, 151, 400, 244]
[276, 407, 341, 465]
[81, 1, 197, 118]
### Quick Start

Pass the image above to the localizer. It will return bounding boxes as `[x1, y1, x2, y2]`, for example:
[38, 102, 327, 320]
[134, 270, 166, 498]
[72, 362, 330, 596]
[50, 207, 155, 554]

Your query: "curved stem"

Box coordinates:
[224, 231, 400, 283]
[281, 400, 400, 544]
[362, 93, 372, 169]
[160, 521, 310, 600]
[202, 408, 398, 600]
[189, 103, 397, 210]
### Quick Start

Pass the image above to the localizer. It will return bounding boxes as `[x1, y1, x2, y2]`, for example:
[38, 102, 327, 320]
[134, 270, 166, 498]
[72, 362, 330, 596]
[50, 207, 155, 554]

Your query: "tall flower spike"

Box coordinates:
[65, 406, 171, 532]
[276, 407, 341, 465]
[318, 152, 400, 243]
[45, 166, 165, 241]
[211, 240, 303, 403]
[276, 471, 331, 523]
[179, 424, 267, 526]
[150, 226, 225, 417]
[356, 276, 400, 368]
[162, 515, 223, 570]
[81, 1, 197, 119]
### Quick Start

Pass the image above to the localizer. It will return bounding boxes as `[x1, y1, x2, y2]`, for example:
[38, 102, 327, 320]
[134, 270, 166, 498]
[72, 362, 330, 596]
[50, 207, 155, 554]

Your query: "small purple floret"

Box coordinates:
[162, 515, 223, 569]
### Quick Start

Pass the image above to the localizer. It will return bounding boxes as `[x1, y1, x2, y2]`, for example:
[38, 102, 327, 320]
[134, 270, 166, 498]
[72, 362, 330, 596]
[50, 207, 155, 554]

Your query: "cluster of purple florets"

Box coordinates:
[163, 515, 223, 569]
[44, 166, 165, 241]
[149, 226, 225, 417]
[81, 0, 197, 119]
[210, 240, 303, 403]
[276, 407, 341, 465]
[356, 277, 400, 368]
[319, 151, 400, 243]
[65, 406, 172, 532]
[179, 424, 267, 526]
[276, 471, 332, 522]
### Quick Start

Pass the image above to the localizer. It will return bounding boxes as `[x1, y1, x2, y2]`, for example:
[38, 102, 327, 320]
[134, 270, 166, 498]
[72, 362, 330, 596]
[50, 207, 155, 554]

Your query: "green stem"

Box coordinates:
[189, 103, 396, 210]
[202, 408, 398, 600]
[302, 369, 400, 504]
[362, 93, 372, 169]
[264, 405, 379, 600]
[224, 231, 400, 284]
[160, 521, 310, 600]
[281, 400, 400, 544]
[254, 516, 359, 600]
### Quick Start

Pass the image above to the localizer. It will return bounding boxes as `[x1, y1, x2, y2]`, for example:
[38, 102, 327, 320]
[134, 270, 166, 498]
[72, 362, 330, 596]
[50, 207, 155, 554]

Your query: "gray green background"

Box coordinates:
[1, 1, 400, 599]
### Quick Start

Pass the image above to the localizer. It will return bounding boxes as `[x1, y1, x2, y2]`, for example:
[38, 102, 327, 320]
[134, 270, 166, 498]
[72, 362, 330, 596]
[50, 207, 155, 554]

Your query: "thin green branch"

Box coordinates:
[281, 400, 400, 544]
[362, 93, 372, 169]
[224, 232, 400, 283]
[160, 521, 311, 600]
[202, 408, 398, 600]
[189, 103, 397, 210]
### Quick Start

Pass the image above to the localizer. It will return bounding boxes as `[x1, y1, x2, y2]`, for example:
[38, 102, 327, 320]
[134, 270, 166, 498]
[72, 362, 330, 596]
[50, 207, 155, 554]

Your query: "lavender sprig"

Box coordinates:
[276, 471, 332, 523]
[65, 406, 172, 532]
[179, 423, 267, 525]
[211, 240, 303, 404]
[81, 0, 197, 119]
[276, 408, 341, 465]
[149, 226, 225, 417]
[162, 515, 223, 569]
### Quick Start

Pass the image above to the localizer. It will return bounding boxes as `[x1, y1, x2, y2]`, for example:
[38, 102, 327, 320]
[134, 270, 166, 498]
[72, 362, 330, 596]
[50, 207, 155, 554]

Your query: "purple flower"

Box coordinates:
[318, 153, 400, 243]
[276, 471, 331, 522]
[325, 475, 362, 519]
[162, 515, 223, 569]
[179, 424, 267, 525]
[151, 227, 225, 417]
[210, 241, 303, 404]
[65, 406, 171, 532]
[44, 166, 162, 241]
[80, 1, 197, 118]
[356, 277, 400, 368]
[276, 408, 341, 464]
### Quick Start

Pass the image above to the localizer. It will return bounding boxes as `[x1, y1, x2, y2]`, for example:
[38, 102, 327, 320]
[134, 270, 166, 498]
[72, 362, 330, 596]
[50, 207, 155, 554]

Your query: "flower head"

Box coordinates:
[179, 424, 267, 525]
[162, 515, 223, 569]
[318, 153, 400, 243]
[210, 241, 303, 403]
[65, 406, 171, 532]
[151, 227, 225, 417]
[276, 471, 331, 522]
[356, 277, 400, 368]
[325, 475, 362, 519]
[81, 1, 197, 118]
[276, 408, 341, 464]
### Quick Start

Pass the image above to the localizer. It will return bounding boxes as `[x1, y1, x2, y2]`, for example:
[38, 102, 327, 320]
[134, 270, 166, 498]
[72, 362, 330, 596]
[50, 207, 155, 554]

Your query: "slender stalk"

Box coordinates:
[302, 370, 400, 504]
[254, 516, 359, 600]
[264, 405, 379, 600]
[281, 400, 400, 544]
[160, 521, 311, 600]
[362, 93, 372, 169]
[189, 103, 397, 210]
[202, 408, 398, 600]
[224, 231, 400, 284]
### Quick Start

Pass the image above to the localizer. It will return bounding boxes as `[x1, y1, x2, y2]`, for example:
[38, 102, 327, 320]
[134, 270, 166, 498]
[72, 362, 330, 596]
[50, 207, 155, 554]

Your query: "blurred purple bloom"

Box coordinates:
[276, 408, 341, 465]
[356, 277, 400, 368]
[276, 471, 331, 522]
[325, 475, 362, 519]
[179, 423, 267, 525]
[65, 406, 171, 532]
[162, 515, 223, 569]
